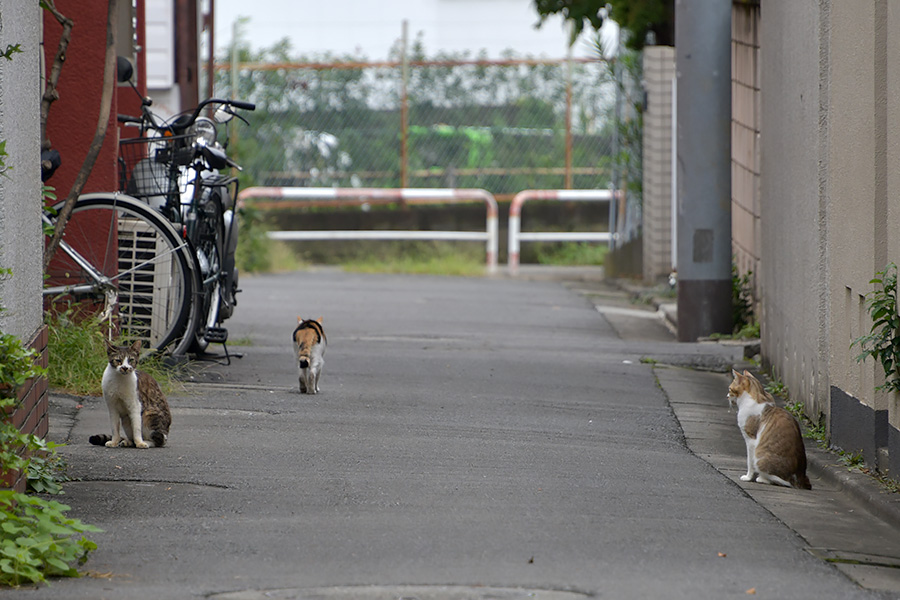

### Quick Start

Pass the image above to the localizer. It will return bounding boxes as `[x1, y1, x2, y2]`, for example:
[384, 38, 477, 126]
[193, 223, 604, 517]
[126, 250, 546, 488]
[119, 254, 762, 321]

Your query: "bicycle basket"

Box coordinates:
[119, 135, 193, 208]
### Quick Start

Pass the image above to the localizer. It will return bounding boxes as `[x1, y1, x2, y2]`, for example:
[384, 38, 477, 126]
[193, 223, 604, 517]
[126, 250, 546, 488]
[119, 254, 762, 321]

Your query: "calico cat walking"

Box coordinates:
[293, 316, 326, 394]
[727, 369, 811, 489]
[89, 339, 171, 449]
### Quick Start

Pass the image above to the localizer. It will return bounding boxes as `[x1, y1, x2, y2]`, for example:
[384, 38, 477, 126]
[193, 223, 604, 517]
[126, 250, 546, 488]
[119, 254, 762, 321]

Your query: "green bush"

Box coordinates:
[0, 271, 100, 587]
[235, 205, 305, 274]
[732, 263, 756, 335]
[235, 205, 271, 274]
[0, 491, 100, 587]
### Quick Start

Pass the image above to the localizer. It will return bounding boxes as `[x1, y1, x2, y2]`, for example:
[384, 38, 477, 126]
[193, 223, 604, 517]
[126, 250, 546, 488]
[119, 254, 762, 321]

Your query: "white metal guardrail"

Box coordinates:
[507, 189, 618, 274]
[237, 187, 499, 272]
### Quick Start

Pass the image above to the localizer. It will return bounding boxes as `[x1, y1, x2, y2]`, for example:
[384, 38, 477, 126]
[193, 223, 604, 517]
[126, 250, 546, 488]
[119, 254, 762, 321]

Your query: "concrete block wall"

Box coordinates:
[731, 2, 761, 311]
[642, 46, 675, 283]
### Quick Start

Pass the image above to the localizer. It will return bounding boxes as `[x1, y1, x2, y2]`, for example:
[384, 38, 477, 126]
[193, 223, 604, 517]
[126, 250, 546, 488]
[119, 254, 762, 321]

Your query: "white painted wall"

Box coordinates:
[0, 0, 43, 340]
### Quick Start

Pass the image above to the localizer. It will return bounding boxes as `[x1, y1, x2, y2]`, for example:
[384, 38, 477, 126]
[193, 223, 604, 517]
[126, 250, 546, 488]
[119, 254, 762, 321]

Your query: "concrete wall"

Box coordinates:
[758, 0, 900, 475]
[758, 0, 830, 419]
[642, 46, 675, 283]
[0, 0, 49, 493]
[0, 0, 43, 340]
[887, 2, 900, 474]
[824, 1, 889, 468]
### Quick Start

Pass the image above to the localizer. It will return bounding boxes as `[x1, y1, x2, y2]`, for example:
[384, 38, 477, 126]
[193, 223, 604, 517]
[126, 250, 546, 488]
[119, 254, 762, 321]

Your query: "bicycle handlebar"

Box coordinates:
[124, 97, 255, 135]
[229, 100, 256, 111]
[174, 98, 255, 133]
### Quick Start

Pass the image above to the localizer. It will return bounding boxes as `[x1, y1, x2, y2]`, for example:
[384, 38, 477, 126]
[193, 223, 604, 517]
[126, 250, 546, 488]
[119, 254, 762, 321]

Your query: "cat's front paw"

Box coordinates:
[740, 474, 754, 482]
[105, 439, 118, 448]
[135, 441, 149, 449]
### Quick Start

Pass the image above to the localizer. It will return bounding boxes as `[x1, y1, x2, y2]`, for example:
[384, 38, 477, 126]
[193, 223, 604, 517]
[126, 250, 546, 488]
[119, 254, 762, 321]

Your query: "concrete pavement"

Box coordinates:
[8, 268, 900, 599]
[559, 271, 900, 594]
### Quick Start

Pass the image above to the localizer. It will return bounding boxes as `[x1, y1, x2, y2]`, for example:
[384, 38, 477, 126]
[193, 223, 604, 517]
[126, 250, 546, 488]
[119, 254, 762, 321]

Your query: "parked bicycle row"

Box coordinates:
[43, 57, 255, 359]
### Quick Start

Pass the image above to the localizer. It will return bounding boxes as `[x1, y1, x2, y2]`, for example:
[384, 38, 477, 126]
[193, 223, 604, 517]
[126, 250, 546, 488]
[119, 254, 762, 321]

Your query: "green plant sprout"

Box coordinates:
[852, 263, 900, 393]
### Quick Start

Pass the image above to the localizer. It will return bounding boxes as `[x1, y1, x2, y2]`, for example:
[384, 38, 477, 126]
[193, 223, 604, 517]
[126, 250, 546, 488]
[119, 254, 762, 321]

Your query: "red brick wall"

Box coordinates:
[42, 2, 119, 197]
[1, 326, 50, 493]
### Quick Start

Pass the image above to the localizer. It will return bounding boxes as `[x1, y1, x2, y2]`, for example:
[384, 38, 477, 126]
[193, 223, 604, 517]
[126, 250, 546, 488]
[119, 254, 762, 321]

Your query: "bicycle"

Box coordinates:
[43, 59, 254, 359]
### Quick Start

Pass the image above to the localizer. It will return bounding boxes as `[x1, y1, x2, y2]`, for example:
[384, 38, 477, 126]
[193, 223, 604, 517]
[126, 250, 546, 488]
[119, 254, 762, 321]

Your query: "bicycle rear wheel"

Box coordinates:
[44, 193, 198, 356]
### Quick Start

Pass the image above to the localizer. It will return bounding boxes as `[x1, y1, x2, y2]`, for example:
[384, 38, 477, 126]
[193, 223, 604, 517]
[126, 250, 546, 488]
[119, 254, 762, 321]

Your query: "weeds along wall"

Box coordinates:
[213, 56, 619, 200]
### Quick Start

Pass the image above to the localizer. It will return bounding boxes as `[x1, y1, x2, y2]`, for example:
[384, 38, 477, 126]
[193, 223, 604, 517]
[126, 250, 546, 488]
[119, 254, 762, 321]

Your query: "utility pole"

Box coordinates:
[675, 0, 732, 342]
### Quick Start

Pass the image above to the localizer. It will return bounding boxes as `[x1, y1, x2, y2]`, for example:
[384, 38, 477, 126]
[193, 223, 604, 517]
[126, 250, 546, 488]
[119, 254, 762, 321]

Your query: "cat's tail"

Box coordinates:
[150, 430, 168, 447]
[89, 434, 112, 446]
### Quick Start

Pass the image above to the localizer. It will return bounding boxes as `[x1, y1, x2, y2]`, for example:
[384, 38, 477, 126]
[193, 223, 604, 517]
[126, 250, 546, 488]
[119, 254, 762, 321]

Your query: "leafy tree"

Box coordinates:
[533, 0, 674, 49]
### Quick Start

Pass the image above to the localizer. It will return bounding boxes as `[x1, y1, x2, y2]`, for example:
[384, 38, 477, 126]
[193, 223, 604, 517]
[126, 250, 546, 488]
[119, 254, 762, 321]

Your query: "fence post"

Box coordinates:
[400, 20, 410, 193]
[507, 189, 617, 275]
[565, 24, 574, 190]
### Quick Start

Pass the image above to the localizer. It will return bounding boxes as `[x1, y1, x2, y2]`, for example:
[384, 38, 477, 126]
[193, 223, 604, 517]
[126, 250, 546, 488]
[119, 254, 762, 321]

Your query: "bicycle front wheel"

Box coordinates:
[188, 194, 226, 354]
[44, 193, 198, 356]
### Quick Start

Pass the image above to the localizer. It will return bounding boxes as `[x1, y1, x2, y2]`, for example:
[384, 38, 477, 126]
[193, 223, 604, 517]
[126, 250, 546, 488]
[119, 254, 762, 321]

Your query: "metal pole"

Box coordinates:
[230, 19, 240, 171]
[675, 0, 733, 341]
[671, 73, 678, 273]
[400, 20, 410, 192]
[564, 21, 574, 190]
[231, 19, 239, 99]
[206, 0, 215, 100]
[610, 27, 622, 249]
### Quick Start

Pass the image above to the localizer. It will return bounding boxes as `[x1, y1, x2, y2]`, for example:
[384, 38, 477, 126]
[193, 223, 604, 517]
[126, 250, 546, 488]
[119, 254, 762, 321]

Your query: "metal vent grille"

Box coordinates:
[116, 216, 178, 347]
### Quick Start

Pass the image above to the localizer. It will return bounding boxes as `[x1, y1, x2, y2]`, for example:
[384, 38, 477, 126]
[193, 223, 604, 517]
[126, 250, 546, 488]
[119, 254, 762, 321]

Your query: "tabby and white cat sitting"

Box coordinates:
[88, 339, 171, 449]
[292, 316, 326, 394]
[727, 369, 811, 489]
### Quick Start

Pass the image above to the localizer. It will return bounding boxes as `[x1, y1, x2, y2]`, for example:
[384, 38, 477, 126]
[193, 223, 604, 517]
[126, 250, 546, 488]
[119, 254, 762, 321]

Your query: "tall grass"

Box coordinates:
[534, 242, 608, 266]
[340, 241, 485, 276]
[46, 309, 182, 396]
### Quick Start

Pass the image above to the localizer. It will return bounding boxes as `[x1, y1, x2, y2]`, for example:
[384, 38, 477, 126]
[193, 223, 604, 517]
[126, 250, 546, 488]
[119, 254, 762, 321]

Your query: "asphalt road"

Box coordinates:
[10, 270, 882, 599]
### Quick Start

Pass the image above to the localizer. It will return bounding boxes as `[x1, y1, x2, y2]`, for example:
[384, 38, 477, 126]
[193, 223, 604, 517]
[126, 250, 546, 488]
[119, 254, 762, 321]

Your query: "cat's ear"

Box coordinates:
[743, 369, 753, 378]
[104, 337, 116, 351]
[130, 339, 142, 353]
[316, 316, 323, 324]
[297, 316, 303, 324]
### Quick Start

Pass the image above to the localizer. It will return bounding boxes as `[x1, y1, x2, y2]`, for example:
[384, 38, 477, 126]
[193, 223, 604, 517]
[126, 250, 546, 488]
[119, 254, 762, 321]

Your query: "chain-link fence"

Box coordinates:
[215, 57, 620, 200]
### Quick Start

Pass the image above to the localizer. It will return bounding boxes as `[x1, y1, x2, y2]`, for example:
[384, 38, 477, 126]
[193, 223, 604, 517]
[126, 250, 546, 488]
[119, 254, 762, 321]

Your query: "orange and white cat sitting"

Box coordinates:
[292, 316, 326, 394]
[727, 369, 811, 490]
